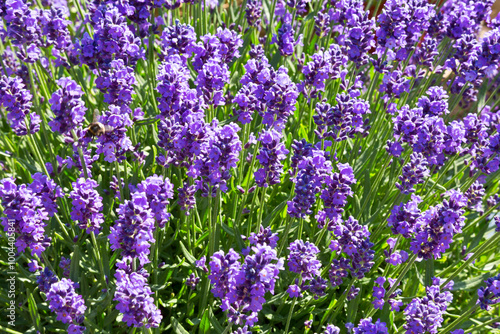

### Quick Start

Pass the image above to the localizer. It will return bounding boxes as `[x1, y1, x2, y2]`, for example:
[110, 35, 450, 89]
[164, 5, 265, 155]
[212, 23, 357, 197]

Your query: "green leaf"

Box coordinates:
[179, 241, 197, 264]
[27, 288, 41, 332]
[171, 316, 190, 334]
[70, 246, 81, 283]
[262, 199, 287, 227]
[221, 222, 235, 237]
[135, 118, 159, 126]
[208, 307, 224, 333]
[454, 272, 491, 291]
[200, 309, 211, 333]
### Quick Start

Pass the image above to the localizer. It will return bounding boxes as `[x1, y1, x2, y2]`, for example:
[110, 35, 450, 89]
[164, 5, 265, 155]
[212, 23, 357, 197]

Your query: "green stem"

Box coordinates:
[284, 276, 302, 333]
[439, 305, 479, 334]
[320, 279, 355, 327]
[440, 232, 500, 290]
[90, 231, 106, 286]
[464, 315, 500, 333]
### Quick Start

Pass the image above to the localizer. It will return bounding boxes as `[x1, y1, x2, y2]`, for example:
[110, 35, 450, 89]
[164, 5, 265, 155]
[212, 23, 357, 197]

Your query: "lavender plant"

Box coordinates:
[1, 0, 500, 333]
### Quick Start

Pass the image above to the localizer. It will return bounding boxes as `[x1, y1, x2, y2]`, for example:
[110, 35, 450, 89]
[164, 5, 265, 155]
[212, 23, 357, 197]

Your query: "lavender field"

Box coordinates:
[0, 0, 500, 333]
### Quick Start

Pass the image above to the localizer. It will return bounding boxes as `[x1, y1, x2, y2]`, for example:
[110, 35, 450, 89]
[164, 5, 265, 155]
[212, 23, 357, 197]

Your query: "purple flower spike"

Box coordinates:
[376, 0, 434, 61]
[396, 152, 430, 194]
[247, 225, 279, 249]
[47, 278, 87, 326]
[329, 216, 374, 285]
[288, 141, 332, 218]
[350, 317, 388, 334]
[477, 273, 500, 310]
[109, 192, 156, 266]
[132, 175, 174, 228]
[114, 269, 162, 328]
[417, 86, 449, 117]
[189, 121, 242, 196]
[95, 59, 136, 106]
[209, 245, 284, 327]
[0, 175, 62, 257]
[465, 180, 485, 213]
[161, 20, 196, 59]
[388, 194, 422, 238]
[410, 190, 467, 260]
[36, 267, 59, 294]
[272, 23, 302, 57]
[404, 279, 453, 333]
[323, 324, 340, 334]
[195, 59, 230, 106]
[313, 94, 371, 142]
[69, 178, 104, 234]
[49, 77, 86, 135]
[330, 0, 375, 66]
[76, 4, 144, 69]
[255, 129, 289, 187]
[178, 181, 197, 214]
[186, 273, 200, 290]
[0, 75, 38, 135]
[287, 240, 321, 281]
[246, 0, 262, 27]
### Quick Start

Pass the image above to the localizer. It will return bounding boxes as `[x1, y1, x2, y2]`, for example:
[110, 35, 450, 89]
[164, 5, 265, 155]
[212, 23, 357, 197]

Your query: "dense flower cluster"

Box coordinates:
[76, 4, 144, 69]
[177, 181, 197, 213]
[69, 178, 104, 234]
[46, 278, 87, 327]
[209, 237, 284, 327]
[94, 105, 135, 163]
[0, 75, 39, 135]
[465, 180, 485, 213]
[477, 273, 500, 310]
[0, 175, 61, 256]
[49, 77, 87, 135]
[314, 93, 371, 141]
[288, 140, 333, 218]
[95, 59, 137, 106]
[132, 175, 174, 228]
[161, 20, 197, 59]
[245, 225, 279, 250]
[189, 121, 242, 196]
[410, 190, 467, 260]
[233, 55, 299, 129]
[330, 0, 375, 66]
[396, 152, 429, 194]
[109, 192, 156, 265]
[36, 266, 59, 294]
[3, 0, 500, 332]
[298, 44, 347, 98]
[403, 278, 454, 334]
[329, 216, 375, 287]
[255, 129, 289, 187]
[388, 195, 422, 238]
[114, 269, 162, 328]
[376, 0, 434, 61]
[317, 163, 356, 228]
[273, 23, 302, 57]
[155, 54, 207, 167]
[349, 317, 389, 334]
[245, 0, 262, 27]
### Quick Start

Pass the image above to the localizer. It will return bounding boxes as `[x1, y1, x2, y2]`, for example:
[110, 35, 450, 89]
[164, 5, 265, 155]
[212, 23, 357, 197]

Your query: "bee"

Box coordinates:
[86, 109, 113, 137]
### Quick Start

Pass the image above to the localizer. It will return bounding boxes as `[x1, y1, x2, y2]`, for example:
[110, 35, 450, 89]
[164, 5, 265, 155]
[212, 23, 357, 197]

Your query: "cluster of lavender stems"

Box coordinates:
[1, 0, 500, 333]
